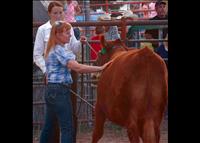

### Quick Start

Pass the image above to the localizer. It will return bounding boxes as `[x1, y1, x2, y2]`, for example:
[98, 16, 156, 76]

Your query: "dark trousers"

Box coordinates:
[44, 72, 78, 143]
[40, 83, 74, 143]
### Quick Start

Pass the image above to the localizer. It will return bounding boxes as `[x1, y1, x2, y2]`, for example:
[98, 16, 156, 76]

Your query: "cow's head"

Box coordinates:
[95, 35, 128, 66]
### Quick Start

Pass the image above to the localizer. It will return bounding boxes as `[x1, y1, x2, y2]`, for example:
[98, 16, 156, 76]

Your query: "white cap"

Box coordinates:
[98, 13, 111, 21]
[122, 10, 138, 18]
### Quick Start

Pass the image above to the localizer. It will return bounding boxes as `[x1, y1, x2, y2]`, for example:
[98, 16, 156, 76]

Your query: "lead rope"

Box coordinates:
[70, 89, 95, 109]
[86, 40, 98, 56]
[72, 41, 96, 111]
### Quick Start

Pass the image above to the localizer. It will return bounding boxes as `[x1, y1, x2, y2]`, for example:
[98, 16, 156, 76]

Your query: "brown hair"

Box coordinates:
[44, 21, 72, 59]
[48, 1, 63, 13]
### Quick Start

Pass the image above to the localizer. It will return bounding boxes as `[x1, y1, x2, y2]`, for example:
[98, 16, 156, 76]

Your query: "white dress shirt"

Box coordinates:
[33, 21, 81, 73]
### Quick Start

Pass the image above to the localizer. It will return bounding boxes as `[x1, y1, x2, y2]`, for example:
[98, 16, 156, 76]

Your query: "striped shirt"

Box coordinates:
[46, 44, 76, 84]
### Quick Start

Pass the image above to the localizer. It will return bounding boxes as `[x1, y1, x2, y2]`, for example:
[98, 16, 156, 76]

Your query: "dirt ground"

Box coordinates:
[76, 118, 168, 143]
[33, 117, 168, 143]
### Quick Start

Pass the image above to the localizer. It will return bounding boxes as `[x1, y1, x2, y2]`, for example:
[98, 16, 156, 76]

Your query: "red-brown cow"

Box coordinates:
[92, 36, 168, 143]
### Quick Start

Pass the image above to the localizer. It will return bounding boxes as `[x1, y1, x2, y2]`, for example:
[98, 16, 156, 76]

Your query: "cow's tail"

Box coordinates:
[143, 68, 156, 143]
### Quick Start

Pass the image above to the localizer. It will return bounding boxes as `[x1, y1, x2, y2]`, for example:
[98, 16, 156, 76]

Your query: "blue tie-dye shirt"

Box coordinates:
[105, 26, 120, 40]
[45, 44, 76, 84]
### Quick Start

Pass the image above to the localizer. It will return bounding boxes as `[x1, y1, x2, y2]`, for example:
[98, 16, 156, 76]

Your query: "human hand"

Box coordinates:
[101, 60, 113, 70]
[80, 36, 87, 44]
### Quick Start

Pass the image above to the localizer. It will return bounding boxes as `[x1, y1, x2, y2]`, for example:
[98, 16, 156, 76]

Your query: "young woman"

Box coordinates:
[33, 2, 87, 143]
[40, 21, 111, 143]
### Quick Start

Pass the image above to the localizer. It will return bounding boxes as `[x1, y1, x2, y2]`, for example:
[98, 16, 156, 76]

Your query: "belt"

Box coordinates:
[47, 83, 71, 88]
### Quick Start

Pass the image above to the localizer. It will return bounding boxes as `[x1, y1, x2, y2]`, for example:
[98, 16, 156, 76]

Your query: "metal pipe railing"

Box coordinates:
[70, 20, 167, 27]
[33, 20, 168, 28]
[84, 1, 165, 7]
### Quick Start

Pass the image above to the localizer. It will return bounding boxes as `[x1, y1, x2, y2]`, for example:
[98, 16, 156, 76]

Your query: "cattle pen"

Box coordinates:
[33, 20, 168, 143]
[33, 1, 168, 142]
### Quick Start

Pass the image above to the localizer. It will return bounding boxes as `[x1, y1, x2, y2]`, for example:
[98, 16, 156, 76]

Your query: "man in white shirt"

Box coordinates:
[33, 20, 85, 74]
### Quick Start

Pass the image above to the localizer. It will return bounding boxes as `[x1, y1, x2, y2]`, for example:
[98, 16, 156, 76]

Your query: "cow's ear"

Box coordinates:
[116, 38, 129, 51]
[115, 38, 121, 44]
[100, 35, 107, 48]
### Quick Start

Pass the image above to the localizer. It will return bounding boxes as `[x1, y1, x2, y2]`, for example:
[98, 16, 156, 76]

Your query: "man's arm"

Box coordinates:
[33, 27, 46, 73]
[65, 28, 87, 55]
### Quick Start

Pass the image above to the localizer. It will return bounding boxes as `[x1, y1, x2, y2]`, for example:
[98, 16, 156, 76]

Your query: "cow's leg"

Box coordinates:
[142, 119, 156, 143]
[126, 114, 140, 143]
[153, 120, 161, 143]
[155, 126, 161, 143]
[127, 122, 140, 143]
[92, 106, 106, 143]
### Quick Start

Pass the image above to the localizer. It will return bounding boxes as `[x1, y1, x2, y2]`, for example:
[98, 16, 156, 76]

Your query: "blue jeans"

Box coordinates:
[40, 83, 74, 143]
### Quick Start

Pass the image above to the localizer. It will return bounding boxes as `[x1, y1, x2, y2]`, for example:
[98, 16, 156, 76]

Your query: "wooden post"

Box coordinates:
[120, 17, 127, 41]
[106, 0, 109, 13]
[71, 71, 78, 143]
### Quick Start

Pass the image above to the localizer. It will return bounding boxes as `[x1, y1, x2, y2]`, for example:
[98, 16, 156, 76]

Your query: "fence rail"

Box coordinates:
[33, 20, 167, 27]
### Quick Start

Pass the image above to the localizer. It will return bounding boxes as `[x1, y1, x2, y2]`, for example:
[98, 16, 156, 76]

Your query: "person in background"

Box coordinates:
[151, 1, 168, 20]
[98, 14, 120, 40]
[145, 1, 168, 48]
[141, 3, 149, 18]
[130, 3, 140, 18]
[155, 33, 168, 68]
[90, 26, 105, 60]
[63, 0, 81, 40]
[41, 21, 111, 143]
[140, 30, 154, 51]
[123, 10, 139, 48]
[155, 33, 168, 59]
[148, 1, 157, 18]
